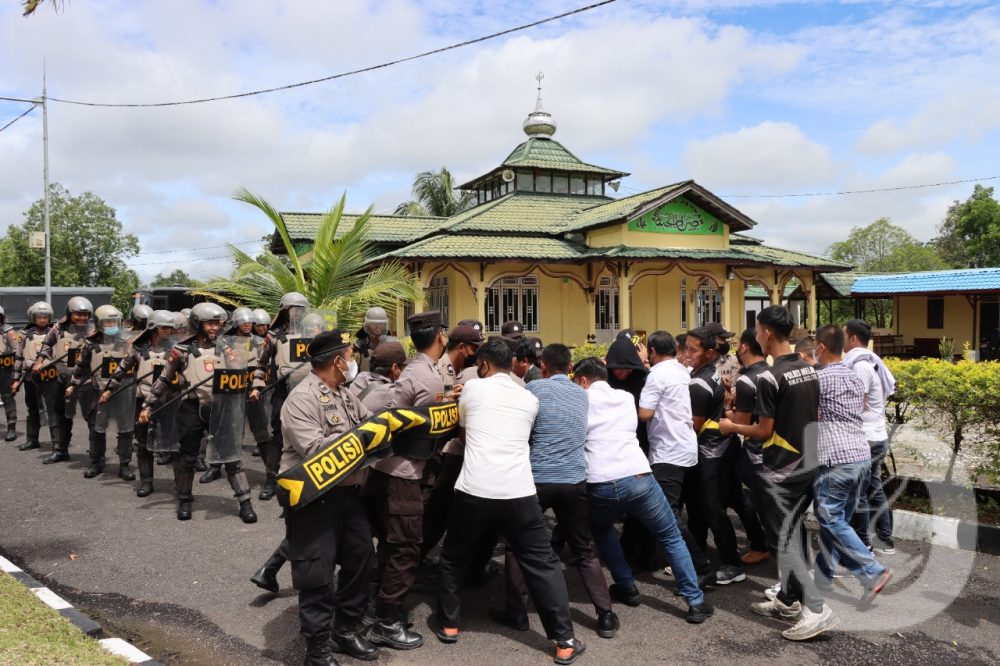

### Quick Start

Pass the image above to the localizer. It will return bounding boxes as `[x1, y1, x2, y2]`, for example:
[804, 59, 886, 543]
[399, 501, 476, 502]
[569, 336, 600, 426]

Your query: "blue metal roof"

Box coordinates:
[851, 268, 1000, 295]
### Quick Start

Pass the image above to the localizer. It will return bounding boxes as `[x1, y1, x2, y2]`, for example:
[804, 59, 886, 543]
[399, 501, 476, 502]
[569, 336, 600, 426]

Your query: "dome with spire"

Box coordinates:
[522, 71, 557, 138]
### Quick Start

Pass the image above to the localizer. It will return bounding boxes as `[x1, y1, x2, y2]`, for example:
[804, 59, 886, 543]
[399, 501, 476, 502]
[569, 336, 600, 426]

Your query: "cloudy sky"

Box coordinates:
[1, 0, 998, 282]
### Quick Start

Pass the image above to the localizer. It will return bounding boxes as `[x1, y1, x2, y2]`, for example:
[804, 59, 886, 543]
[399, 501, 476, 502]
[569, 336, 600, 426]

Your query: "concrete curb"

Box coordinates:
[891, 508, 1000, 555]
[0, 555, 160, 665]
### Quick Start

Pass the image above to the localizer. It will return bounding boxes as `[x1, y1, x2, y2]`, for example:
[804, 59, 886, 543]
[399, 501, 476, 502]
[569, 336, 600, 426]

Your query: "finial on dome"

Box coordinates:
[523, 71, 557, 139]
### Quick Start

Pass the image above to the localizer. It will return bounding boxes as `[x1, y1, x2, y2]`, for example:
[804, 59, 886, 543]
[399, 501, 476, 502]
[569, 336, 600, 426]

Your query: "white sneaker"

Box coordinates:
[750, 598, 802, 622]
[663, 566, 673, 577]
[763, 581, 780, 601]
[782, 604, 840, 641]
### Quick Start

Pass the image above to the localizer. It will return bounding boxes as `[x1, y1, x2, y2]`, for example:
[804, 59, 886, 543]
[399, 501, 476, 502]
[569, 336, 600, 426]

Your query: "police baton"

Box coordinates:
[148, 375, 214, 418]
[253, 373, 288, 398]
[104, 369, 156, 400]
[33, 350, 71, 375]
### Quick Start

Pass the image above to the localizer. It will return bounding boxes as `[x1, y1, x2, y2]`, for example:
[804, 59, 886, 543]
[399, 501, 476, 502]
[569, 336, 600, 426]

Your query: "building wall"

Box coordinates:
[895, 294, 976, 348]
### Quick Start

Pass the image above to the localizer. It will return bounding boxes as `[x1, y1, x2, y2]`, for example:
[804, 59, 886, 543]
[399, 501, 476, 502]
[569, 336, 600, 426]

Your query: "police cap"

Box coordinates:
[407, 310, 444, 332]
[457, 319, 484, 334]
[449, 324, 485, 347]
[372, 341, 407, 367]
[702, 322, 735, 339]
[307, 329, 353, 358]
[501, 320, 525, 339]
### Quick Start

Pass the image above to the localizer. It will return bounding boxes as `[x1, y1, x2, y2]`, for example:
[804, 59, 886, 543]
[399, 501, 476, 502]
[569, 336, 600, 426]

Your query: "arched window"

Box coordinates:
[486, 276, 538, 332]
[696, 281, 722, 326]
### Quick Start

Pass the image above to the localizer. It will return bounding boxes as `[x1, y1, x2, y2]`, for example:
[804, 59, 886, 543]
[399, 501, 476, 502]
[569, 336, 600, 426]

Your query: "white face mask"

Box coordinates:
[340, 358, 359, 382]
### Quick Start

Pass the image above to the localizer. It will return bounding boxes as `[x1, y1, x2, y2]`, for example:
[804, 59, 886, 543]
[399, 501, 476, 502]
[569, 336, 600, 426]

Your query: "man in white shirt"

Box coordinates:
[843, 319, 896, 555]
[435, 338, 585, 665]
[573, 357, 713, 625]
[637, 331, 714, 587]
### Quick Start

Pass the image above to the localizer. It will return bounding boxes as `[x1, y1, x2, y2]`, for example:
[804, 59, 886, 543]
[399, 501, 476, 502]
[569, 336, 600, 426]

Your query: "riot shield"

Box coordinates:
[94, 335, 137, 435]
[207, 335, 251, 464]
[287, 309, 337, 390]
[148, 335, 185, 453]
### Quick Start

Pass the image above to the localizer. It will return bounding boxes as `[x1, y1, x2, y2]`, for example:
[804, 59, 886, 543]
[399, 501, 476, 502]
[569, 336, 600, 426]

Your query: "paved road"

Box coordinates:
[1, 394, 998, 665]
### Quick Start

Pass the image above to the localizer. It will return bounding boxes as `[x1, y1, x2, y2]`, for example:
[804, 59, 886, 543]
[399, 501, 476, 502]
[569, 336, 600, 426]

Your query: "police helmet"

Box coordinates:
[67, 296, 94, 316]
[279, 292, 309, 310]
[27, 301, 54, 325]
[252, 308, 270, 327]
[231, 307, 254, 328]
[149, 310, 176, 330]
[131, 304, 153, 327]
[300, 313, 326, 335]
[363, 306, 389, 336]
[180, 308, 192, 319]
[95, 304, 123, 324]
[173, 312, 188, 329]
[189, 302, 227, 330]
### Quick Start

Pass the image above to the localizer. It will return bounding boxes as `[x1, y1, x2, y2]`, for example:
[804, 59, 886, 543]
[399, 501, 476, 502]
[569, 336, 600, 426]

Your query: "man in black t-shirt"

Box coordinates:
[720, 306, 838, 642]
[686, 328, 745, 586]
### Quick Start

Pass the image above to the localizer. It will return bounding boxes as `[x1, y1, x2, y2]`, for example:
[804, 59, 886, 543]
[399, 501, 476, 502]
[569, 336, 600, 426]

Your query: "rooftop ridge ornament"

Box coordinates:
[523, 71, 557, 139]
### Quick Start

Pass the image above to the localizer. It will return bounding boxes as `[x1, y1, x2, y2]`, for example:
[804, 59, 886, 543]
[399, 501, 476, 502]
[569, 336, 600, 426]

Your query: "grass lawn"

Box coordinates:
[0, 572, 126, 665]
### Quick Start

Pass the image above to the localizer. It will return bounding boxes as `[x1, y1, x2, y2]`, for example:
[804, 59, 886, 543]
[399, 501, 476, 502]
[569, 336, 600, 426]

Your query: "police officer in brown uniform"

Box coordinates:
[139, 302, 257, 523]
[363, 311, 450, 650]
[11, 302, 56, 451]
[280, 329, 378, 666]
[351, 341, 406, 413]
[0, 306, 21, 441]
[502, 320, 526, 340]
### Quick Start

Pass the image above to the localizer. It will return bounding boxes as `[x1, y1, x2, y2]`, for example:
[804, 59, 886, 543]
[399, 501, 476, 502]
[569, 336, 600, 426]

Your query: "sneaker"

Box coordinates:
[763, 581, 781, 601]
[740, 550, 771, 566]
[859, 569, 893, 607]
[750, 598, 802, 622]
[782, 604, 840, 641]
[874, 538, 896, 555]
[553, 638, 586, 665]
[715, 564, 747, 586]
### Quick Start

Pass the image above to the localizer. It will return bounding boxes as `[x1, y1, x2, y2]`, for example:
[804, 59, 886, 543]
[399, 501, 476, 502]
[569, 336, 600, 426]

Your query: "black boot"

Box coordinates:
[118, 463, 135, 481]
[83, 461, 105, 478]
[177, 499, 193, 521]
[117, 434, 135, 480]
[331, 622, 378, 661]
[136, 481, 153, 497]
[19, 440, 40, 451]
[194, 456, 207, 472]
[43, 450, 69, 464]
[303, 635, 339, 666]
[258, 474, 277, 501]
[199, 465, 222, 483]
[136, 448, 154, 496]
[239, 499, 258, 524]
[84, 431, 106, 476]
[5, 424, 16, 442]
[250, 552, 285, 594]
[368, 604, 423, 650]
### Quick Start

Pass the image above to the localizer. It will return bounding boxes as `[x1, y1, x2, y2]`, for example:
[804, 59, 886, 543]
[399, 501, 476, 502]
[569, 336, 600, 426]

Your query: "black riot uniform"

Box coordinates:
[12, 302, 56, 451]
[140, 303, 257, 523]
[0, 307, 21, 441]
[36, 298, 96, 463]
[279, 329, 377, 665]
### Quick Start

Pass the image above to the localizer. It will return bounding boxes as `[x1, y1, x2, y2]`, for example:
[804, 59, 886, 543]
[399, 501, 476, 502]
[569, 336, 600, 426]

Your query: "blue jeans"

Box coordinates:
[852, 439, 894, 545]
[814, 460, 886, 587]
[587, 473, 704, 607]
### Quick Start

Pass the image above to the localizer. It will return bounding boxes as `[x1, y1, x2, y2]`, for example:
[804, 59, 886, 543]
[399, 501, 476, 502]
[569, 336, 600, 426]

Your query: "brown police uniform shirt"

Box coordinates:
[355, 374, 397, 413]
[371, 352, 445, 480]
[442, 365, 478, 456]
[279, 371, 371, 486]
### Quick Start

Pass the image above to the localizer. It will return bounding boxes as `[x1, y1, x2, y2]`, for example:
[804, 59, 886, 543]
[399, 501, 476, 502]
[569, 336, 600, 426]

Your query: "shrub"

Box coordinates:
[570, 342, 610, 365]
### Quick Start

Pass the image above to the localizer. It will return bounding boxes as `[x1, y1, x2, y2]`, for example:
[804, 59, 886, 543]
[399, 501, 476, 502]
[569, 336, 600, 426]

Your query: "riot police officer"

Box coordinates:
[350, 341, 406, 413]
[106, 310, 178, 497]
[138, 302, 257, 523]
[248, 292, 309, 502]
[252, 308, 270, 339]
[280, 329, 378, 665]
[129, 304, 153, 333]
[70, 305, 135, 480]
[354, 306, 390, 373]
[0, 306, 20, 441]
[35, 296, 95, 463]
[11, 302, 55, 451]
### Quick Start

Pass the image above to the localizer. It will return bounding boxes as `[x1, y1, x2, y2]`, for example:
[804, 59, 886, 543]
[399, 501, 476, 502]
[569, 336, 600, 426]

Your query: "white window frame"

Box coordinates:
[427, 275, 449, 325]
[486, 275, 539, 332]
[696, 281, 722, 326]
[595, 275, 619, 332]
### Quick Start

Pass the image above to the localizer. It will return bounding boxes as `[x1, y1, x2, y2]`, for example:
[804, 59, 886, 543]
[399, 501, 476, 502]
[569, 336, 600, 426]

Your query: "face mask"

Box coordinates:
[463, 353, 478, 369]
[718, 342, 731, 356]
[104, 326, 120, 337]
[340, 358, 359, 382]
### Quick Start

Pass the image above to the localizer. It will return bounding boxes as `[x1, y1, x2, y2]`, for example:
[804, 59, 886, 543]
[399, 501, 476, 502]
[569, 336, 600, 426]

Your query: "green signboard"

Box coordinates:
[628, 199, 722, 235]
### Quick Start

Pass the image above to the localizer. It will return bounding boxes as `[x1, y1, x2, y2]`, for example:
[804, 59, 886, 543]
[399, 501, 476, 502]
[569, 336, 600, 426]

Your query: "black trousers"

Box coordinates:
[24, 379, 43, 443]
[739, 450, 771, 552]
[504, 482, 612, 614]
[362, 470, 423, 613]
[757, 470, 823, 613]
[421, 453, 464, 558]
[0, 368, 16, 427]
[688, 447, 742, 566]
[258, 386, 286, 479]
[35, 378, 65, 450]
[438, 491, 573, 641]
[285, 488, 372, 640]
[651, 462, 713, 576]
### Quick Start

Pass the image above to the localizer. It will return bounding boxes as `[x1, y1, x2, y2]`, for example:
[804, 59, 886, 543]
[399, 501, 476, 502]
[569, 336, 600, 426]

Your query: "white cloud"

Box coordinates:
[682, 121, 836, 190]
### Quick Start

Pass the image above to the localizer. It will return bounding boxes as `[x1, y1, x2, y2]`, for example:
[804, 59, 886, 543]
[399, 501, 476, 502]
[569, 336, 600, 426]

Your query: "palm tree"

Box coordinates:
[22, 0, 67, 16]
[195, 189, 423, 331]
[394, 167, 475, 217]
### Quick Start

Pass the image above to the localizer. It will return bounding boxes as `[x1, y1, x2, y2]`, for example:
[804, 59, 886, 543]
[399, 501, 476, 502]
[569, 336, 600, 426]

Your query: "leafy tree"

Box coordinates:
[0, 183, 140, 312]
[394, 167, 475, 217]
[195, 189, 423, 331]
[148, 269, 200, 288]
[22, 0, 66, 17]
[827, 218, 948, 328]
[933, 185, 1000, 268]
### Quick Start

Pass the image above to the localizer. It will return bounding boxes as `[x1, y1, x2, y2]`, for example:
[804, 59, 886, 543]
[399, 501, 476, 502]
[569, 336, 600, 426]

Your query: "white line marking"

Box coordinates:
[32, 586, 72, 610]
[0, 556, 23, 573]
[99, 637, 154, 663]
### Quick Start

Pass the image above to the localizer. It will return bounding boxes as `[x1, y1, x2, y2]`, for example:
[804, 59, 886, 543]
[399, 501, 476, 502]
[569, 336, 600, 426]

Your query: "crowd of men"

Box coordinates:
[0, 295, 898, 666]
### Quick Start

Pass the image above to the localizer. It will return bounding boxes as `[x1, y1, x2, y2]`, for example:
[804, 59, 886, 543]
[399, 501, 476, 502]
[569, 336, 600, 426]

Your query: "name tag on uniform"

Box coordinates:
[0, 353, 14, 369]
[213, 368, 248, 394]
[290, 338, 313, 363]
